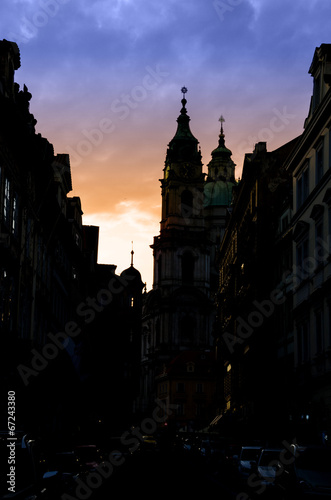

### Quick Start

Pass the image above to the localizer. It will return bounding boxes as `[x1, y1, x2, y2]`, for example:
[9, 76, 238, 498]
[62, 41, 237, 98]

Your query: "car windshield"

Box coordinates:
[296, 448, 331, 472]
[241, 448, 260, 461]
[259, 450, 281, 466]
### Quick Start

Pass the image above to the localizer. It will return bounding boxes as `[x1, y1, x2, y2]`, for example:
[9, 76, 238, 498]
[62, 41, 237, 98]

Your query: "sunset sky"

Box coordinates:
[1, 0, 331, 289]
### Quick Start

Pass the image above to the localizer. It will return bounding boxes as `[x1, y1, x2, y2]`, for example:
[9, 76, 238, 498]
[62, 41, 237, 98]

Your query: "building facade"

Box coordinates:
[0, 39, 90, 441]
[214, 43, 331, 443]
[0, 39, 145, 444]
[214, 139, 297, 440]
[284, 43, 331, 441]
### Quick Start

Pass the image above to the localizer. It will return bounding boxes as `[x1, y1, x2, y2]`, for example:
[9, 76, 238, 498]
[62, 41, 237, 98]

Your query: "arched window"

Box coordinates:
[179, 316, 196, 346]
[182, 251, 194, 284]
[155, 318, 160, 346]
[181, 190, 193, 217]
[157, 256, 162, 283]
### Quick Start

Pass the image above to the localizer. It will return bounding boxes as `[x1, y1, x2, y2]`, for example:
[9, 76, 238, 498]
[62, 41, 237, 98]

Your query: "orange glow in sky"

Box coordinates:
[2, 0, 329, 289]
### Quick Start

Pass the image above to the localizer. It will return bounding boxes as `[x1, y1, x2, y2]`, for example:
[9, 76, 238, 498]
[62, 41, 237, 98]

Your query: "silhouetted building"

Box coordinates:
[77, 253, 144, 438]
[214, 43, 331, 444]
[156, 350, 216, 432]
[140, 90, 236, 431]
[214, 139, 298, 440]
[0, 39, 145, 445]
[0, 39, 91, 442]
[284, 43, 331, 442]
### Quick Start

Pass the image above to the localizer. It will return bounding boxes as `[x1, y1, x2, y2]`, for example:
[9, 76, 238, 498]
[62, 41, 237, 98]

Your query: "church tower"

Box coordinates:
[150, 89, 214, 349]
[140, 89, 216, 415]
[204, 116, 236, 291]
[139, 90, 237, 426]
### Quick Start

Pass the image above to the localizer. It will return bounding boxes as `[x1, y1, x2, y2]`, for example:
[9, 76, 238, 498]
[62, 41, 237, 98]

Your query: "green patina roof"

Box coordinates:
[211, 133, 232, 158]
[203, 179, 235, 207]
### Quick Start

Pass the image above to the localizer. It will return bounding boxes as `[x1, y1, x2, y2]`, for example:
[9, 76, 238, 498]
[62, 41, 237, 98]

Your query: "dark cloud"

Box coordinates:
[1, 0, 330, 284]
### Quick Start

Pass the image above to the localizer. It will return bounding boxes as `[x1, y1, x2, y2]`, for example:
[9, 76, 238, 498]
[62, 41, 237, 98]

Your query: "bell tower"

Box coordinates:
[161, 87, 205, 233]
[152, 88, 210, 292]
[141, 89, 214, 386]
[139, 90, 237, 421]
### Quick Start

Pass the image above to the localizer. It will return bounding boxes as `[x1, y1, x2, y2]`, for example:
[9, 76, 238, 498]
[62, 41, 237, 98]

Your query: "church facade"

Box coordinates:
[139, 89, 236, 430]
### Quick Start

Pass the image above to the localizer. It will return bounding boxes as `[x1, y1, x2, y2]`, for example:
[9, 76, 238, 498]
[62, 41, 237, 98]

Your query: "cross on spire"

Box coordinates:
[131, 241, 134, 267]
[219, 115, 225, 135]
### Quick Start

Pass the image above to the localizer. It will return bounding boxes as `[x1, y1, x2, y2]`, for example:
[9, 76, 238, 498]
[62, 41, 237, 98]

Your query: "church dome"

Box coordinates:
[120, 245, 144, 286]
[204, 179, 235, 207]
[120, 265, 142, 280]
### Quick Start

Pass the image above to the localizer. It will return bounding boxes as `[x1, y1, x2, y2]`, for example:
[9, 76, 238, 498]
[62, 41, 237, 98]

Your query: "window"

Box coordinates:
[196, 403, 205, 417]
[182, 251, 194, 284]
[11, 193, 18, 235]
[296, 164, 309, 209]
[296, 237, 309, 270]
[181, 190, 193, 218]
[313, 74, 321, 110]
[316, 139, 324, 185]
[175, 402, 184, 416]
[155, 319, 160, 345]
[315, 308, 324, 354]
[315, 216, 324, 264]
[187, 362, 195, 373]
[179, 316, 195, 345]
[297, 320, 310, 364]
[196, 383, 204, 393]
[25, 218, 32, 259]
[4, 178, 10, 225]
[176, 382, 185, 393]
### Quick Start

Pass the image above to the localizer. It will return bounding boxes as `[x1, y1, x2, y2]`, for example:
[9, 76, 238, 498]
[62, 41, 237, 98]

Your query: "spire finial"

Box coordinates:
[218, 115, 225, 147]
[131, 241, 134, 267]
[180, 86, 188, 114]
[219, 115, 225, 135]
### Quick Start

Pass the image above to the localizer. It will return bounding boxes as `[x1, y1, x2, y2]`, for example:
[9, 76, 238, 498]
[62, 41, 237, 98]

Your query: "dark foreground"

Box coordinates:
[2, 432, 331, 499]
[105, 448, 237, 498]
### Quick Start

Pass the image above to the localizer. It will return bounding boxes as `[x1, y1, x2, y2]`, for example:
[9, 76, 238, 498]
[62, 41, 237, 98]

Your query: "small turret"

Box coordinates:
[204, 116, 236, 207]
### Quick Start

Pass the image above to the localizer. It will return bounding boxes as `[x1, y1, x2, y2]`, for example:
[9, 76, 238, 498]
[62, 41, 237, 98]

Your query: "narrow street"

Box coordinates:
[94, 448, 238, 499]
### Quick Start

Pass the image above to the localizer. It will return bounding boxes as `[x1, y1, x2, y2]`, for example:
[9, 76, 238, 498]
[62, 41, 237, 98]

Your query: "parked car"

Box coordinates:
[236, 446, 262, 481]
[274, 445, 331, 499]
[256, 448, 282, 486]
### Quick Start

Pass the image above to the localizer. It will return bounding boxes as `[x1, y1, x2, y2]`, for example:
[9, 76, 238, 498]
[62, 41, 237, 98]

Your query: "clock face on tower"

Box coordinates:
[180, 163, 194, 178]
